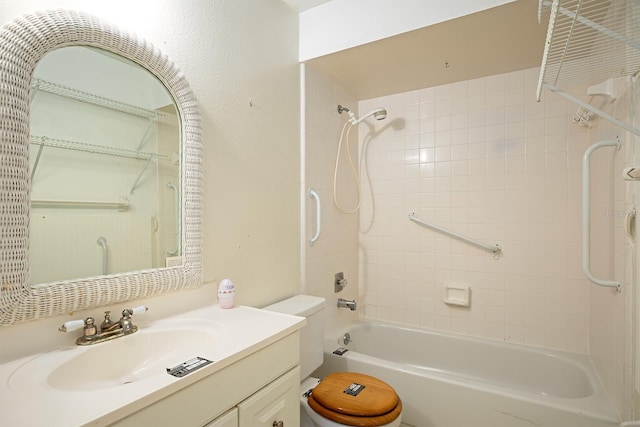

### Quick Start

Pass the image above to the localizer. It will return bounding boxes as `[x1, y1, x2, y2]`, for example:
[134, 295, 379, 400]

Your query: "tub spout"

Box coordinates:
[337, 298, 356, 311]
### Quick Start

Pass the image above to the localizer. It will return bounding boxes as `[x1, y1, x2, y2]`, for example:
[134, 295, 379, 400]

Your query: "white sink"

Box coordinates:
[7, 319, 223, 393]
[48, 329, 215, 391]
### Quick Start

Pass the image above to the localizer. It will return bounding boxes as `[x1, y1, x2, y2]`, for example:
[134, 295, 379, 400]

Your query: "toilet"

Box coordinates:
[264, 295, 402, 427]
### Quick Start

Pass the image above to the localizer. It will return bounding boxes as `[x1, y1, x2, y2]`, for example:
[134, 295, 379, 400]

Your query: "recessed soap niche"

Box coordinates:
[443, 285, 471, 307]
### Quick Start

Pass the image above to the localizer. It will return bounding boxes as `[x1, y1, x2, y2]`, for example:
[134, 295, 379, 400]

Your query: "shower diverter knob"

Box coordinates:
[335, 272, 348, 292]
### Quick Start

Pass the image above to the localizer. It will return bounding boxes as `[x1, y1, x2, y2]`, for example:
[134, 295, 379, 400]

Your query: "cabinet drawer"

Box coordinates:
[238, 366, 300, 427]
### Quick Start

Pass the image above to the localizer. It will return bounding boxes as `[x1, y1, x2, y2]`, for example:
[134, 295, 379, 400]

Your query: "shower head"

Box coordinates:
[338, 104, 388, 125]
[351, 108, 387, 125]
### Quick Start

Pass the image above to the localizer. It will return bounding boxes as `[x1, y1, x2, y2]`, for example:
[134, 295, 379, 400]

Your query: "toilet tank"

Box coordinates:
[263, 295, 325, 379]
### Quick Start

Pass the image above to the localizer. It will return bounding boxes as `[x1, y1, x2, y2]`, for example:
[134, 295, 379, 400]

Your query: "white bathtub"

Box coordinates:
[313, 319, 619, 427]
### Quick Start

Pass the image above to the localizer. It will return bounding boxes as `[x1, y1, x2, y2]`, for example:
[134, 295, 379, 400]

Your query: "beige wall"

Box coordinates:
[0, 0, 301, 360]
[302, 63, 360, 329]
[198, 1, 301, 307]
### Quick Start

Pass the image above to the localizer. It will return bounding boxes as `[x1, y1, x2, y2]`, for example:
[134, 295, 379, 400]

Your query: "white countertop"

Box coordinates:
[0, 305, 305, 426]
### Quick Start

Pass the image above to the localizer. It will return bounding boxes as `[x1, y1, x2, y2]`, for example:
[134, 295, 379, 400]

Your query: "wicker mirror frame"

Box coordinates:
[0, 10, 203, 326]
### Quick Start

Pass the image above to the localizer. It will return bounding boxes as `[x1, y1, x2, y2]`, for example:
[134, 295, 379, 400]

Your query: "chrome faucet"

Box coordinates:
[59, 306, 148, 345]
[337, 298, 356, 311]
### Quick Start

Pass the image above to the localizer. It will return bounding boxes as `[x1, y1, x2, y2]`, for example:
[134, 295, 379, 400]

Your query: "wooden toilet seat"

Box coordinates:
[307, 372, 402, 427]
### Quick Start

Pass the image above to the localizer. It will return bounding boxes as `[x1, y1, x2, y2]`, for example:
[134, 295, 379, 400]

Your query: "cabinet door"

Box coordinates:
[204, 408, 238, 427]
[238, 367, 300, 427]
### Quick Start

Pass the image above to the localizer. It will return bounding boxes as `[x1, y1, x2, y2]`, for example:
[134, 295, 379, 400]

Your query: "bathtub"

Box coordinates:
[312, 319, 619, 427]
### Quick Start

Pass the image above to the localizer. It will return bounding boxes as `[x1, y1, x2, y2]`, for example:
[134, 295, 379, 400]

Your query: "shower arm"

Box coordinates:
[337, 104, 387, 125]
[337, 104, 357, 124]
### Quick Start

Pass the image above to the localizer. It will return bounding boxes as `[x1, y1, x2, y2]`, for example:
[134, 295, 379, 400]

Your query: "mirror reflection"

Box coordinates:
[29, 46, 181, 285]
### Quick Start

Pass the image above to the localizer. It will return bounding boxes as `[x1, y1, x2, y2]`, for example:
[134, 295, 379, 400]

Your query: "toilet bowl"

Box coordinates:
[263, 295, 403, 427]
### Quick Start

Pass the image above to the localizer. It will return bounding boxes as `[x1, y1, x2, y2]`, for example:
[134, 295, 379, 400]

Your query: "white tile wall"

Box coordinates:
[588, 76, 634, 420]
[358, 67, 598, 354]
[304, 64, 634, 420]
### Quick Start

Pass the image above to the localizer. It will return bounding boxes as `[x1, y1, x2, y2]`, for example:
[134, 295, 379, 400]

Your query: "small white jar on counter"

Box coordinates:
[218, 278, 235, 309]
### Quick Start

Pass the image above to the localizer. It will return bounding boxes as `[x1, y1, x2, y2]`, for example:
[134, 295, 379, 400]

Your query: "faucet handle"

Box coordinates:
[130, 305, 148, 315]
[335, 272, 348, 292]
[122, 305, 148, 317]
[121, 305, 148, 317]
[119, 306, 147, 335]
[120, 305, 148, 321]
[58, 318, 87, 332]
[59, 317, 98, 340]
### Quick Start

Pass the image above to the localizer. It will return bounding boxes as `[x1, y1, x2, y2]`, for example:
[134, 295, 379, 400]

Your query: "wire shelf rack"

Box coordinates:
[29, 135, 168, 161]
[537, 0, 640, 136]
[31, 78, 171, 120]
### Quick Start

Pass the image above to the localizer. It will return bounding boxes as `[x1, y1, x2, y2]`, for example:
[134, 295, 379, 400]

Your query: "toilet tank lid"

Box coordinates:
[262, 295, 325, 317]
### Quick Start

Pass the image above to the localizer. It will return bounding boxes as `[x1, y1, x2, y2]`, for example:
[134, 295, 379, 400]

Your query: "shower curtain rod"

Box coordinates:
[409, 213, 501, 254]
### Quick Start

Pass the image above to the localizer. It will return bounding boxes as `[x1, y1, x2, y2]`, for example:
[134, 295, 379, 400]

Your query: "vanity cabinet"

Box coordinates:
[205, 367, 299, 427]
[111, 333, 300, 427]
[205, 408, 238, 427]
[237, 367, 299, 427]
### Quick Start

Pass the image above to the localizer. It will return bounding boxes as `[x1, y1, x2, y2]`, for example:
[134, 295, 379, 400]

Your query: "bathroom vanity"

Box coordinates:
[0, 9, 305, 426]
[0, 305, 304, 426]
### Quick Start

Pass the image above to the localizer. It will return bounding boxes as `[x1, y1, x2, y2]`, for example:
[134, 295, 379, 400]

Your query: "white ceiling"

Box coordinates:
[305, 1, 549, 100]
